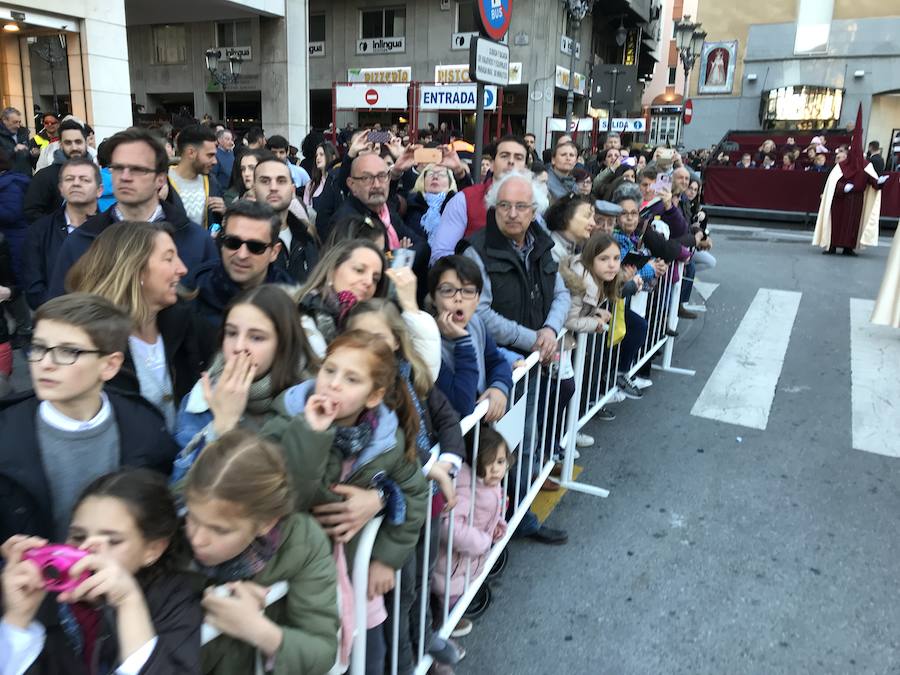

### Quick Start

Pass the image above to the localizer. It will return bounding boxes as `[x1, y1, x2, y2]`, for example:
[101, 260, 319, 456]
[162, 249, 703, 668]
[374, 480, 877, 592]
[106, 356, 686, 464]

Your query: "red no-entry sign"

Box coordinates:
[365, 89, 379, 106]
[683, 99, 693, 125]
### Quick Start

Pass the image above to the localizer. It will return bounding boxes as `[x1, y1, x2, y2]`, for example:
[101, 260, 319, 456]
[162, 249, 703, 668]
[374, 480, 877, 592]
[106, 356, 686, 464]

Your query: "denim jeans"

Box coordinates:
[620, 309, 648, 372]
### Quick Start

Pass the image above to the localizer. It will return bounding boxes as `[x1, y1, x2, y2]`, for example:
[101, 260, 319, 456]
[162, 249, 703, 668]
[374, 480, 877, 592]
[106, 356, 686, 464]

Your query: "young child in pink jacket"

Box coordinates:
[432, 426, 510, 611]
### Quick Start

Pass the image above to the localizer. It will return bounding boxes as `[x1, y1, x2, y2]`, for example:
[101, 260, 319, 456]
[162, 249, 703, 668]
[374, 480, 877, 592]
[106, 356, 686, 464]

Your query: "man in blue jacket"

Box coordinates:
[48, 127, 218, 298]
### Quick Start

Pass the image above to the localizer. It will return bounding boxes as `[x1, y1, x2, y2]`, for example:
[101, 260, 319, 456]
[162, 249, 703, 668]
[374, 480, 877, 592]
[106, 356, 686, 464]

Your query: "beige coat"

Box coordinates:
[812, 164, 880, 249]
[562, 258, 609, 349]
[872, 222, 900, 328]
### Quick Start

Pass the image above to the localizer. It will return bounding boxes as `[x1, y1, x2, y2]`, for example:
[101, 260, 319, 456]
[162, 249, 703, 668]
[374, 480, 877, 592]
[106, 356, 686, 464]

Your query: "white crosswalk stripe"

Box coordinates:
[691, 288, 802, 430]
[850, 298, 900, 458]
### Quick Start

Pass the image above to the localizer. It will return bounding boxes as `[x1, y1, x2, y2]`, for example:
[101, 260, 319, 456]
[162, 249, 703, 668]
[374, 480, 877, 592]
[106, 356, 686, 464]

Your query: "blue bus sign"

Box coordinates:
[475, 0, 512, 42]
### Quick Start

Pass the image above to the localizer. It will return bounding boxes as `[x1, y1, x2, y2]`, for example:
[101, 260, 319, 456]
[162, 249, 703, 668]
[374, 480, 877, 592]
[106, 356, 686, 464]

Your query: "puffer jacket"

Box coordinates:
[431, 463, 506, 599]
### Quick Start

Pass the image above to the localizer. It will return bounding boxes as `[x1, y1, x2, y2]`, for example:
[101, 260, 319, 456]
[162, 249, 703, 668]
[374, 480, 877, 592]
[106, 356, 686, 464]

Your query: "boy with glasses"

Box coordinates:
[428, 255, 512, 422]
[0, 293, 177, 541]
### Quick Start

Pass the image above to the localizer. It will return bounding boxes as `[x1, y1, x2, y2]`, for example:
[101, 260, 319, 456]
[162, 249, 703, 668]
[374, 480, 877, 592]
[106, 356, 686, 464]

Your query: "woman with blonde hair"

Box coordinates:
[66, 220, 204, 429]
[404, 163, 458, 249]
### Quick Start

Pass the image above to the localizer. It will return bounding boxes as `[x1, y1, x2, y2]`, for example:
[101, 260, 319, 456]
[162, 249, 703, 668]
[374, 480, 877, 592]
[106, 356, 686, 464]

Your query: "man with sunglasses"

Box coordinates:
[49, 127, 218, 298]
[186, 200, 293, 345]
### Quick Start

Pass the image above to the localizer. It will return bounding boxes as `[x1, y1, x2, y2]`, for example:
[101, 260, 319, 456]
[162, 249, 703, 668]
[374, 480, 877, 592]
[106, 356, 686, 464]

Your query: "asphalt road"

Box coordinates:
[456, 224, 900, 675]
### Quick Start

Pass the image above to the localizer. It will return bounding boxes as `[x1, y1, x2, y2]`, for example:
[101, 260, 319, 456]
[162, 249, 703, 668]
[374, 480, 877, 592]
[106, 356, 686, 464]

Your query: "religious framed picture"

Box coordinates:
[698, 41, 737, 95]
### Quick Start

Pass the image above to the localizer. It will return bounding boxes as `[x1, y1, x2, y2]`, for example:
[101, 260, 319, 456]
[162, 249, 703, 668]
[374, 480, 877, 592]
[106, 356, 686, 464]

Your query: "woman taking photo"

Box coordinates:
[66, 221, 204, 429]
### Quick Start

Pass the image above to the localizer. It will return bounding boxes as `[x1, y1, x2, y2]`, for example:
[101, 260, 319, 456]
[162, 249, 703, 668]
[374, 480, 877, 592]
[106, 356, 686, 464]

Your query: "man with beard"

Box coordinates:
[253, 157, 318, 284]
[23, 119, 90, 223]
[168, 124, 224, 231]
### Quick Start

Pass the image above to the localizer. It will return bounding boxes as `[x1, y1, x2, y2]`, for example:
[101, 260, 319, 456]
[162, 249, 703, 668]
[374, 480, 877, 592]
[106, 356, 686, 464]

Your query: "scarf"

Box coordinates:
[206, 352, 280, 414]
[333, 408, 378, 459]
[194, 520, 284, 583]
[420, 192, 446, 241]
[376, 203, 402, 250]
[398, 359, 432, 461]
[301, 289, 359, 343]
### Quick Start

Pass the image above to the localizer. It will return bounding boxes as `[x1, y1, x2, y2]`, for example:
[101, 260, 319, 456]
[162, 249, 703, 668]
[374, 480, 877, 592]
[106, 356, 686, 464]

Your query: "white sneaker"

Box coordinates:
[632, 376, 653, 389]
[451, 618, 473, 638]
[576, 433, 595, 447]
[608, 390, 627, 403]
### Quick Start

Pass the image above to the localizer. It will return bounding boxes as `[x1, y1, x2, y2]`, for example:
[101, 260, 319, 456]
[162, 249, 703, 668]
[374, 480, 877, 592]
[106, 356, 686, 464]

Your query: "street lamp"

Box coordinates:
[563, 0, 594, 135]
[205, 48, 243, 125]
[673, 15, 704, 147]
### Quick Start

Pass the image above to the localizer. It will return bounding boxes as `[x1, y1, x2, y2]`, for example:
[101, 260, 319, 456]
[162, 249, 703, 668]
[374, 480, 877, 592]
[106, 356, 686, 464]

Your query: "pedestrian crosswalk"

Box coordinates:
[688, 290, 900, 457]
[690, 288, 802, 430]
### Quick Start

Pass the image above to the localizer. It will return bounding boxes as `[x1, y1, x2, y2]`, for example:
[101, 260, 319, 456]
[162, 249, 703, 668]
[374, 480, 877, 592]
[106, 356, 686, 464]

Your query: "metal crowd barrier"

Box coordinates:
[347, 261, 694, 674]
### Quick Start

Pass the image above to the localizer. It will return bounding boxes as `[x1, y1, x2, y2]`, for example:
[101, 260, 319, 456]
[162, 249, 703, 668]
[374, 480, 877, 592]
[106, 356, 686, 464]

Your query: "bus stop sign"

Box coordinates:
[475, 0, 512, 42]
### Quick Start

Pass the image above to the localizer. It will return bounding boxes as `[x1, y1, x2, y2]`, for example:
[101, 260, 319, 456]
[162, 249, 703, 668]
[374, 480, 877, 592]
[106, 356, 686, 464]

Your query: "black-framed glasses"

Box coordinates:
[351, 172, 390, 185]
[25, 343, 105, 366]
[219, 234, 272, 255]
[436, 284, 479, 299]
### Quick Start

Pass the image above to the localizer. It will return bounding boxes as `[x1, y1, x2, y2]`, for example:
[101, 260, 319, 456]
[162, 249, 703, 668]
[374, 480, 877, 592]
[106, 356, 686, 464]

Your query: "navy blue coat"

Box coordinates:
[48, 200, 219, 298]
[0, 170, 31, 282]
[23, 207, 71, 309]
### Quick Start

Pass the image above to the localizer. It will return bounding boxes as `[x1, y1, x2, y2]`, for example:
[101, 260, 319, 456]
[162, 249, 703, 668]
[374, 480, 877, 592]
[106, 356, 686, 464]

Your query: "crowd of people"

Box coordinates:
[707, 135, 890, 175]
[0, 106, 718, 675]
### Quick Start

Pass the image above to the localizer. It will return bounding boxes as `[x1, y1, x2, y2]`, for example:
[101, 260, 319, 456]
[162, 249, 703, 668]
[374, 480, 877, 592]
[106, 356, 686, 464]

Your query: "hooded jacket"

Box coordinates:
[274, 211, 319, 285]
[48, 200, 219, 299]
[261, 380, 429, 569]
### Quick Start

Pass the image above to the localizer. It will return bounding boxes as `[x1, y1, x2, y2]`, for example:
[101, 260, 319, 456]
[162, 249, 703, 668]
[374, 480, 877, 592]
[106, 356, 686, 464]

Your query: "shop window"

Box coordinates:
[217, 19, 252, 48]
[360, 7, 406, 39]
[650, 114, 680, 146]
[152, 24, 186, 65]
[455, 1, 477, 34]
[309, 14, 326, 42]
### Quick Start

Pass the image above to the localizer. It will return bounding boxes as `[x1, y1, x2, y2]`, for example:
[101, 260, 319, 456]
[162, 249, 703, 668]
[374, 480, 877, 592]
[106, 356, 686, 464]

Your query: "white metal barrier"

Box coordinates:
[347, 262, 694, 675]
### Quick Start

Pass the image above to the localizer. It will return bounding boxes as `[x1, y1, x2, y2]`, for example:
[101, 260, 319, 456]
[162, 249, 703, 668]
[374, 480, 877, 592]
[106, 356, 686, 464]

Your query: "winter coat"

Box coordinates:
[431, 463, 506, 599]
[23, 207, 72, 309]
[0, 125, 32, 174]
[48, 200, 219, 299]
[22, 573, 201, 675]
[183, 259, 295, 359]
[261, 380, 429, 570]
[0, 390, 178, 542]
[274, 211, 320, 285]
[0, 233, 14, 343]
[200, 513, 340, 675]
[0, 170, 31, 282]
[106, 300, 207, 407]
[22, 150, 66, 224]
[562, 257, 611, 340]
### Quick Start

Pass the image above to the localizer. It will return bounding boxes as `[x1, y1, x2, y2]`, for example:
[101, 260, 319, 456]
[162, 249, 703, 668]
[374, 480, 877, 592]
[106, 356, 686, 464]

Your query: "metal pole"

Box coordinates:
[222, 83, 228, 126]
[473, 81, 486, 182]
[564, 17, 579, 134]
[678, 60, 690, 147]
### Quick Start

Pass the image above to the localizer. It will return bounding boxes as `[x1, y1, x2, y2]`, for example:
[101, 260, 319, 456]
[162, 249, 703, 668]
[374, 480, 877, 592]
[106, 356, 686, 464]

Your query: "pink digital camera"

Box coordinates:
[23, 545, 90, 592]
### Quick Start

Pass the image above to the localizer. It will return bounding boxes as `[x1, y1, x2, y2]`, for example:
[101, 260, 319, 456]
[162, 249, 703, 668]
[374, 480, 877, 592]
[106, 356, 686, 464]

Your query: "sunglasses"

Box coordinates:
[219, 234, 272, 255]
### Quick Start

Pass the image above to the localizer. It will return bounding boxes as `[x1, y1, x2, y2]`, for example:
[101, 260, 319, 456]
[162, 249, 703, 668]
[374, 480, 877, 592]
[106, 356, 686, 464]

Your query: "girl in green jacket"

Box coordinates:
[261, 330, 429, 674]
[183, 429, 340, 675]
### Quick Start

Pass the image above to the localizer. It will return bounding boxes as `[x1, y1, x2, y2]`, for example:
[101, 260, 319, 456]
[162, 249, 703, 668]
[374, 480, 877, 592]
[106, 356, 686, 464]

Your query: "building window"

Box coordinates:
[667, 67, 677, 85]
[360, 7, 406, 39]
[455, 1, 477, 34]
[309, 13, 326, 42]
[650, 114, 680, 145]
[217, 19, 252, 48]
[761, 85, 843, 130]
[794, 0, 833, 55]
[152, 24, 186, 65]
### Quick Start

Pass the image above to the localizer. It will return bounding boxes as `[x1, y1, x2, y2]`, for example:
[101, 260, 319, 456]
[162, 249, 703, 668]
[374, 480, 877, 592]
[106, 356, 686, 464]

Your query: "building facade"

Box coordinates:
[683, 0, 900, 153]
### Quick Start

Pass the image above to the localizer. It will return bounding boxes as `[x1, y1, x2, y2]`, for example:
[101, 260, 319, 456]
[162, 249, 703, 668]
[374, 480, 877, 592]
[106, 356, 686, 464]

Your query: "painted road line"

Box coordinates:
[691, 288, 802, 430]
[693, 281, 719, 302]
[850, 298, 900, 458]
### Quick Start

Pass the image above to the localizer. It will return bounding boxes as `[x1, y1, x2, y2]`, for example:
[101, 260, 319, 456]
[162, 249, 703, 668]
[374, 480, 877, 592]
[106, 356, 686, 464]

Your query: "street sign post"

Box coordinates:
[468, 33, 510, 181]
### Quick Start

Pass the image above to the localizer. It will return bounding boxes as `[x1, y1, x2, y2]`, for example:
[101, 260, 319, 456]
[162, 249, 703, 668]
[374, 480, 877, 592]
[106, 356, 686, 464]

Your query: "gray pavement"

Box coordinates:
[456, 224, 900, 674]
